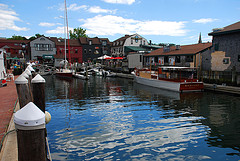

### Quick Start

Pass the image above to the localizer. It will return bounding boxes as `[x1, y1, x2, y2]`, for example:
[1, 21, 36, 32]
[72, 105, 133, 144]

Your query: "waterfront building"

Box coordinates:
[111, 34, 149, 57]
[50, 37, 83, 64]
[30, 36, 56, 63]
[199, 21, 240, 85]
[144, 43, 212, 68]
[206, 21, 240, 72]
[79, 37, 111, 63]
[0, 39, 30, 60]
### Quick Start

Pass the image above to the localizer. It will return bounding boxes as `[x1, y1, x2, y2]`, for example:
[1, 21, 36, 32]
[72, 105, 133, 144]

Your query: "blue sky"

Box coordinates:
[0, 0, 239, 45]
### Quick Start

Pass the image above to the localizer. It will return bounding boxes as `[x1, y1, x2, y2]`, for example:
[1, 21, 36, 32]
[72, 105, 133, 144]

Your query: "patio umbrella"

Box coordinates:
[104, 57, 114, 60]
[114, 57, 123, 60]
[98, 55, 111, 60]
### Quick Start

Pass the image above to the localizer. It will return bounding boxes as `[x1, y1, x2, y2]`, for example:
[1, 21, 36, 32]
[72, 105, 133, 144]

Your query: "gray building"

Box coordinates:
[30, 36, 56, 60]
[207, 21, 240, 72]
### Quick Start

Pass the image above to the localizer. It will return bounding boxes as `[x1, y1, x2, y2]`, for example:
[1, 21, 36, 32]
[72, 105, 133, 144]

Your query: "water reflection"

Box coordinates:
[44, 75, 240, 160]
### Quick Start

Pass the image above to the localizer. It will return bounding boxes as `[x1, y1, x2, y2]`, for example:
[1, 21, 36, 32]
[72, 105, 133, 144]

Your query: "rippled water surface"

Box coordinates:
[44, 75, 240, 161]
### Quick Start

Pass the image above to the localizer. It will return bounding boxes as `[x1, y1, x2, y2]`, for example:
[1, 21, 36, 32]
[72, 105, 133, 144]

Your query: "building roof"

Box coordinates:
[49, 37, 81, 46]
[124, 46, 147, 52]
[112, 35, 132, 47]
[79, 37, 111, 45]
[0, 39, 30, 48]
[145, 42, 212, 57]
[208, 21, 240, 36]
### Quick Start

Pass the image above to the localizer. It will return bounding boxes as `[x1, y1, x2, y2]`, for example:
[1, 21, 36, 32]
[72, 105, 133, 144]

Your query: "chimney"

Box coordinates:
[149, 40, 152, 45]
[176, 45, 181, 50]
[163, 46, 170, 53]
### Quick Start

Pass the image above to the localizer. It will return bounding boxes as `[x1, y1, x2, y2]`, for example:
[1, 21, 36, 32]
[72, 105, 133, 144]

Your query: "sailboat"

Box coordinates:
[56, 0, 73, 78]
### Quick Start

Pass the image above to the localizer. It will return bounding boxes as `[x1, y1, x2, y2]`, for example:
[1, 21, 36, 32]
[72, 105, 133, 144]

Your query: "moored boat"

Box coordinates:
[73, 73, 88, 80]
[56, 68, 73, 78]
[133, 66, 204, 92]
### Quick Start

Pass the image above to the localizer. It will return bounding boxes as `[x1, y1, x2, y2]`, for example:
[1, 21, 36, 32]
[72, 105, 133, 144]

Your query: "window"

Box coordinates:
[223, 58, 229, 64]
[89, 40, 92, 45]
[102, 41, 107, 46]
[135, 36, 139, 43]
[214, 43, 219, 51]
[238, 55, 240, 62]
[186, 55, 193, 62]
[140, 55, 142, 62]
[75, 49, 78, 54]
[84, 49, 87, 54]
[131, 39, 133, 44]
[175, 56, 180, 63]
[164, 56, 169, 63]
[89, 49, 92, 54]
[34, 44, 52, 51]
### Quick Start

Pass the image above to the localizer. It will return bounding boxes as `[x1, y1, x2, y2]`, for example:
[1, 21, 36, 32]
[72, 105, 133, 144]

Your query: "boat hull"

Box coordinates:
[56, 72, 72, 78]
[73, 73, 88, 80]
[134, 75, 203, 92]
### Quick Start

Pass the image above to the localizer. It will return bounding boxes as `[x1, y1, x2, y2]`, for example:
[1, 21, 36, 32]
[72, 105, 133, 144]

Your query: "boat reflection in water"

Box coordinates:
[45, 76, 240, 161]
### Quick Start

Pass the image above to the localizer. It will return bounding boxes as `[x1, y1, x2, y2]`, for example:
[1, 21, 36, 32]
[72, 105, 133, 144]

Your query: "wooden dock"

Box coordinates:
[204, 83, 240, 95]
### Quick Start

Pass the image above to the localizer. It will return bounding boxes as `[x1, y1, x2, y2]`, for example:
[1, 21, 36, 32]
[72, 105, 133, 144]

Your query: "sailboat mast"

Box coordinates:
[64, 0, 71, 64]
[64, 0, 67, 63]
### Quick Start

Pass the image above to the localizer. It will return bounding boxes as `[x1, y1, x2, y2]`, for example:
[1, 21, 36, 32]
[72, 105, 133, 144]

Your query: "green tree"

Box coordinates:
[28, 33, 45, 41]
[8, 35, 27, 40]
[69, 27, 88, 39]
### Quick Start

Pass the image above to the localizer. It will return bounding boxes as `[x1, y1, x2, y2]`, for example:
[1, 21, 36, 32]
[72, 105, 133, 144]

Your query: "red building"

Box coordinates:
[50, 37, 83, 63]
[0, 39, 30, 59]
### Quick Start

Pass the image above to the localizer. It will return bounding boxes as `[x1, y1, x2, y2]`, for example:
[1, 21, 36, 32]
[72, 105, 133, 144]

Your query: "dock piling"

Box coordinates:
[31, 74, 46, 112]
[15, 75, 32, 108]
[14, 102, 46, 161]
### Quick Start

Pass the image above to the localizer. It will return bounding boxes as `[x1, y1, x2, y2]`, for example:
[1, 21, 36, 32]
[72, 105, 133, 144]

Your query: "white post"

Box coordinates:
[14, 102, 47, 161]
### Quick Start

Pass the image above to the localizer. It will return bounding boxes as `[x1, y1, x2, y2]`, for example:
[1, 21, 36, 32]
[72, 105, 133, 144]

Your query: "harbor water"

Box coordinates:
[45, 75, 240, 161]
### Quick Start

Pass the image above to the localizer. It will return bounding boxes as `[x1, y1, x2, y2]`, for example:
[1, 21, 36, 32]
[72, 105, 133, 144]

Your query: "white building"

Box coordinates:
[111, 34, 149, 57]
[30, 37, 56, 60]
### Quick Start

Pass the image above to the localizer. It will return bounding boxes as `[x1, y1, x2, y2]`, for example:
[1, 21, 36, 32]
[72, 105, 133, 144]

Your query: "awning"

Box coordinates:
[124, 46, 147, 52]
[105, 57, 114, 60]
[6, 57, 19, 60]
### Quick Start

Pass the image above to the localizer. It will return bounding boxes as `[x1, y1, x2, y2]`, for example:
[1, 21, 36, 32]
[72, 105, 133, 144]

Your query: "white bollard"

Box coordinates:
[14, 102, 47, 161]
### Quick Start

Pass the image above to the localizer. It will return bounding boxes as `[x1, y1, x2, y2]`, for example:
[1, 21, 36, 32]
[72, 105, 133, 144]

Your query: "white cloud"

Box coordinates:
[68, 4, 87, 11]
[39, 22, 56, 27]
[193, 18, 218, 24]
[88, 6, 117, 14]
[46, 26, 73, 34]
[0, 4, 28, 31]
[81, 15, 187, 36]
[58, 3, 87, 11]
[102, 0, 135, 5]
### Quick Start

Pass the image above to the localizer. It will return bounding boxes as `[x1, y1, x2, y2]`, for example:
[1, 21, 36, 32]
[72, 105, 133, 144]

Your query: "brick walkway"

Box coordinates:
[0, 78, 18, 142]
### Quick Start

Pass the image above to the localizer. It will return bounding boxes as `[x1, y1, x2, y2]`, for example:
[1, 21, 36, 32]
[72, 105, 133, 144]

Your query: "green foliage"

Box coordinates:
[8, 35, 27, 40]
[69, 27, 88, 39]
[28, 33, 45, 41]
[158, 43, 176, 47]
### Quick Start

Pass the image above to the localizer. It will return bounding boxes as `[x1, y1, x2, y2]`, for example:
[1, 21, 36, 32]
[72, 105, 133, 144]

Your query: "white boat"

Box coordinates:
[56, 68, 73, 78]
[133, 66, 204, 92]
[102, 70, 117, 77]
[73, 73, 88, 80]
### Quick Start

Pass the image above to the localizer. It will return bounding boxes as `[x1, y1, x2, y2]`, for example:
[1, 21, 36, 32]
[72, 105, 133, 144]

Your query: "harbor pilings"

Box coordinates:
[14, 102, 46, 161]
[14, 75, 32, 108]
[31, 74, 46, 112]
